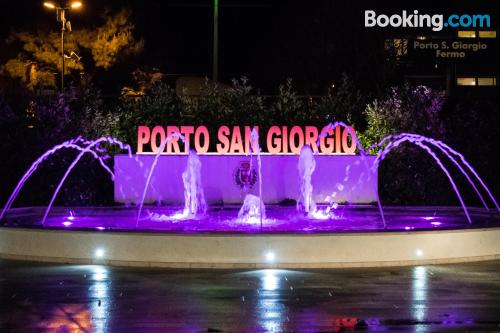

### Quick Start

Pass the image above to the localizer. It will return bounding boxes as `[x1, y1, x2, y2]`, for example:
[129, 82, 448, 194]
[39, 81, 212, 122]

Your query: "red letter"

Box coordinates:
[304, 126, 319, 153]
[137, 126, 150, 154]
[244, 126, 259, 154]
[342, 126, 357, 154]
[217, 126, 230, 154]
[282, 126, 288, 153]
[230, 126, 244, 154]
[150, 126, 165, 154]
[180, 126, 194, 153]
[289, 126, 304, 154]
[266, 126, 282, 154]
[166, 126, 181, 154]
[335, 126, 341, 154]
[195, 126, 210, 154]
[319, 126, 334, 154]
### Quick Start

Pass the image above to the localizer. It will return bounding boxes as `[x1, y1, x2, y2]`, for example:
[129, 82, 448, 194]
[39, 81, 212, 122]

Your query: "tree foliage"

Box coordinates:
[75, 9, 143, 70]
[1, 9, 143, 89]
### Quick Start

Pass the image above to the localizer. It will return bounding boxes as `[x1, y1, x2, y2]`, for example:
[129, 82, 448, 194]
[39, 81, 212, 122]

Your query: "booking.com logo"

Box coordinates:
[365, 10, 491, 31]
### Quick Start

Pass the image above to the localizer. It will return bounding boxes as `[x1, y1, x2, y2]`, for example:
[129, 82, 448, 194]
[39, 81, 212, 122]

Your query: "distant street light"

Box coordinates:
[43, 1, 83, 91]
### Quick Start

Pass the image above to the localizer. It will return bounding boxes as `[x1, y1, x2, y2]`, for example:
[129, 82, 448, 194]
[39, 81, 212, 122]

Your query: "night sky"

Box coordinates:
[0, 0, 498, 93]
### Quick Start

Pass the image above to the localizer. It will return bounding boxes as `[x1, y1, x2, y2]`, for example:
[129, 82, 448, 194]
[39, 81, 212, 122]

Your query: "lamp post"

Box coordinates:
[43, 1, 82, 91]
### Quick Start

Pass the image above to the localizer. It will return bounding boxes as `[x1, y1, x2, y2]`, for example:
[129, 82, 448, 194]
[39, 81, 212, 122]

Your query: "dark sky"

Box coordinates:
[0, 0, 498, 93]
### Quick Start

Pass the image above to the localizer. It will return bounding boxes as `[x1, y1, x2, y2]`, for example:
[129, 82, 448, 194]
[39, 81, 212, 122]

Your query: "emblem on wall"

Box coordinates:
[234, 160, 258, 189]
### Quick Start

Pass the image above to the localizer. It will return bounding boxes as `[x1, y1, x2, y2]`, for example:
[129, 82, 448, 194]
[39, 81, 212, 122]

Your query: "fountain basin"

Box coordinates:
[1, 206, 499, 268]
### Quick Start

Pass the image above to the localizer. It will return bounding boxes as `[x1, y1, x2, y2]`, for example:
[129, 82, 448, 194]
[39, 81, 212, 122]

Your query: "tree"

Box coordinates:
[75, 9, 143, 70]
[1, 9, 143, 89]
[3, 31, 81, 88]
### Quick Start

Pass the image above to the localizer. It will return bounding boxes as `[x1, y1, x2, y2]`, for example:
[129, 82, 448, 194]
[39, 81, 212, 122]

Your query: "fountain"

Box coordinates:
[1, 126, 499, 268]
[136, 132, 186, 225]
[1, 125, 498, 230]
[237, 194, 266, 224]
[149, 149, 206, 221]
[370, 133, 500, 225]
[297, 145, 317, 216]
[236, 127, 266, 228]
[181, 150, 207, 216]
[41, 137, 133, 225]
[0, 136, 133, 223]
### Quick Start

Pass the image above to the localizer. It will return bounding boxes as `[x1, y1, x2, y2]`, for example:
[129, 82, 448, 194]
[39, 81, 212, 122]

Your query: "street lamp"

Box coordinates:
[43, 1, 83, 91]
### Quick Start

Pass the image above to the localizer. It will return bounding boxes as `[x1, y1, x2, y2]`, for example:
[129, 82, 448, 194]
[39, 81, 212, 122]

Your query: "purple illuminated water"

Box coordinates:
[136, 131, 187, 225]
[148, 150, 207, 222]
[372, 133, 500, 225]
[4, 205, 500, 233]
[297, 145, 316, 216]
[181, 150, 207, 216]
[371, 133, 499, 212]
[249, 127, 265, 229]
[0, 137, 133, 223]
[238, 194, 266, 224]
[319, 122, 388, 226]
[41, 137, 133, 225]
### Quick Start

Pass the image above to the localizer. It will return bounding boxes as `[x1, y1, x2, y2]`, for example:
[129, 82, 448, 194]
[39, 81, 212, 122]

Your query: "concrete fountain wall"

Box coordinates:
[2, 225, 500, 268]
[114, 154, 378, 204]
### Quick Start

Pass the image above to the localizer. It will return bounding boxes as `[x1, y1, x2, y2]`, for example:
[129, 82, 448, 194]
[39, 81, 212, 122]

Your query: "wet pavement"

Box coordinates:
[1, 260, 500, 332]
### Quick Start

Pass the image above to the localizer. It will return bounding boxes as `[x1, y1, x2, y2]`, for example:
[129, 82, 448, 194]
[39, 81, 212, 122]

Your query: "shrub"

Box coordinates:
[359, 83, 448, 205]
[313, 73, 366, 128]
[359, 84, 445, 149]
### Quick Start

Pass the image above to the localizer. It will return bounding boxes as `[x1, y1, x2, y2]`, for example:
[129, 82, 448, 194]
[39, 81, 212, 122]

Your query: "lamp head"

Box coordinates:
[43, 1, 56, 9]
[69, 1, 82, 9]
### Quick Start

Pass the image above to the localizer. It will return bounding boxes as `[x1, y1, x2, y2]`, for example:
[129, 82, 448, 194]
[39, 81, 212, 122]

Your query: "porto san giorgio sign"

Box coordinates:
[137, 125, 357, 155]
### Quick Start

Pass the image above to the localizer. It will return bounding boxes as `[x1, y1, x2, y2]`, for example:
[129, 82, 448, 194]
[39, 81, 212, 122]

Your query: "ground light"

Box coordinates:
[265, 251, 276, 263]
[94, 248, 105, 258]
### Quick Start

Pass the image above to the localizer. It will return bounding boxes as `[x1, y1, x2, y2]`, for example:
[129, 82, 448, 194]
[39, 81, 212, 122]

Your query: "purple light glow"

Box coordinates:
[62, 221, 73, 227]
[42, 137, 133, 226]
[31, 206, 499, 234]
[0, 137, 115, 221]
[372, 133, 500, 226]
[0, 136, 134, 224]
[421, 216, 435, 221]
[136, 132, 186, 226]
